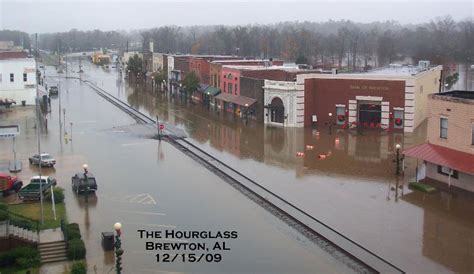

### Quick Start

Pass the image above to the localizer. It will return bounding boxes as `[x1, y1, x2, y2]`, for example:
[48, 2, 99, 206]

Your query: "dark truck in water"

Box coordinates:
[72, 172, 97, 194]
[0, 173, 23, 194]
[18, 176, 57, 200]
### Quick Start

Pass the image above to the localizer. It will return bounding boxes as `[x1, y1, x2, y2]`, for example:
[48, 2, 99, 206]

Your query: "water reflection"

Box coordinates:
[403, 191, 474, 273]
[117, 67, 474, 273]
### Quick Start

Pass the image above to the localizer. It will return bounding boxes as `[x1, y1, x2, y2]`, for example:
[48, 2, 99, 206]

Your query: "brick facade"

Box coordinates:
[427, 94, 474, 154]
[304, 78, 406, 127]
[240, 77, 265, 122]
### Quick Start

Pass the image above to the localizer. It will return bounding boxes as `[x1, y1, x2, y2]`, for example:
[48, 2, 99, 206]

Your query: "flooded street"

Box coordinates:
[1, 59, 473, 273]
[79, 60, 474, 273]
[0, 65, 360, 273]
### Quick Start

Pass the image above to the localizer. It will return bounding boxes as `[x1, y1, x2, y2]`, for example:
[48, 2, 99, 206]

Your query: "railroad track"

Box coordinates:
[83, 80, 404, 274]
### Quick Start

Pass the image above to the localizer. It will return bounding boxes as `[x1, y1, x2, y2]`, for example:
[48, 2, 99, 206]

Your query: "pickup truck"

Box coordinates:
[18, 176, 57, 200]
[0, 173, 23, 194]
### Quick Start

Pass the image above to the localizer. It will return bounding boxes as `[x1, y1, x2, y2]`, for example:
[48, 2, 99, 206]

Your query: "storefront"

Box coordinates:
[299, 64, 443, 132]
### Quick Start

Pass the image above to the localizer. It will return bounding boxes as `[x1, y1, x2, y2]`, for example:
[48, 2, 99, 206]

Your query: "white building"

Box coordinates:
[167, 55, 174, 80]
[0, 52, 37, 105]
[122, 51, 142, 65]
[263, 80, 304, 127]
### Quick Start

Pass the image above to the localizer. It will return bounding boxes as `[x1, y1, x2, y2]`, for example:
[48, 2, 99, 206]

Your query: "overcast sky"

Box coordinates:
[0, 0, 473, 33]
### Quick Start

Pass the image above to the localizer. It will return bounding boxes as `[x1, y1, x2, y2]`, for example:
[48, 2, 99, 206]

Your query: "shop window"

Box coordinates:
[440, 117, 448, 139]
[23, 73, 27, 82]
[336, 106, 345, 125]
[393, 109, 404, 129]
[437, 165, 458, 179]
[10, 73, 14, 82]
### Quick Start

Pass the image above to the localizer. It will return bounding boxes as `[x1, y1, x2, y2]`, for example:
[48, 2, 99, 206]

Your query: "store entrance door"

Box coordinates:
[358, 102, 381, 126]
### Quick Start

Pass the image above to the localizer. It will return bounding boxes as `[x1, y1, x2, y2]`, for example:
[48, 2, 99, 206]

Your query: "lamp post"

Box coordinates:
[244, 103, 249, 124]
[114, 222, 124, 274]
[151, 76, 154, 92]
[395, 144, 401, 175]
[328, 112, 333, 134]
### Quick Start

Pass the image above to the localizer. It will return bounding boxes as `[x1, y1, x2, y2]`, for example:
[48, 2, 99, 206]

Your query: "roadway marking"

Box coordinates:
[101, 193, 157, 205]
[118, 210, 166, 216]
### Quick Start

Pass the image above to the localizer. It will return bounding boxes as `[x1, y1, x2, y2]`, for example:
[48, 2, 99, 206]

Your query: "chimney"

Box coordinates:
[149, 41, 154, 53]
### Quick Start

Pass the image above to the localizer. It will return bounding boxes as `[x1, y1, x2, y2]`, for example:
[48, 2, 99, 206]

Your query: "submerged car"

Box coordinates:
[71, 172, 97, 194]
[29, 153, 56, 167]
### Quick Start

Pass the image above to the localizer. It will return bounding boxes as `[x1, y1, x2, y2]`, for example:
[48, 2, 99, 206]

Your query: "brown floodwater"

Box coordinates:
[87, 62, 474, 274]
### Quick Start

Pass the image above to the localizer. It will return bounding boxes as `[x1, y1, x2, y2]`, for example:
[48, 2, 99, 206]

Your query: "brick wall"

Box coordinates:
[240, 77, 265, 122]
[304, 78, 405, 127]
[427, 96, 474, 154]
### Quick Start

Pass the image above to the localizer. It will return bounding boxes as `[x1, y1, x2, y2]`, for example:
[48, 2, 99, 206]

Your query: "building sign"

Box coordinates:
[0, 125, 20, 138]
[349, 85, 389, 91]
[24, 68, 35, 73]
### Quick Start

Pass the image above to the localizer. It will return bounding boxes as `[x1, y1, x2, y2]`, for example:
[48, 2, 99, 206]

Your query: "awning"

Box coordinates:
[204, 87, 221, 96]
[198, 84, 210, 92]
[232, 96, 257, 107]
[215, 93, 238, 102]
[214, 93, 257, 107]
[403, 143, 474, 175]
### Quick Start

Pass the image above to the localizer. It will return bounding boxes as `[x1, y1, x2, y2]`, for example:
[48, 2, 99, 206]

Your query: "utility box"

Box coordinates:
[101, 232, 114, 251]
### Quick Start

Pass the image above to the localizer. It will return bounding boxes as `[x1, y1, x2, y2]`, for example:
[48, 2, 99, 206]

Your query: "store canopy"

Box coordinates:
[233, 96, 257, 107]
[214, 93, 257, 107]
[204, 87, 221, 96]
[403, 143, 474, 175]
[215, 93, 238, 102]
[198, 84, 210, 92]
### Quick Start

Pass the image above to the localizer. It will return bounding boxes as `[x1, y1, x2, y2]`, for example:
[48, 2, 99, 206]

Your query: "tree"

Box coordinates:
[127, 54, 143, 77]
[295, 55, 308, 64]
[151, 70, 167, 90]
[181, 71, 200, 97]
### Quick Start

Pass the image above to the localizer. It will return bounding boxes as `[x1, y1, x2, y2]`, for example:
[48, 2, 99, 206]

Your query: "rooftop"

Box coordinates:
[432, 90, 474, 100]
[0, 51, 29, 60]
[222, 65, 322, 73]
[212, 59, 276, 64]
[363, 65, 428, 76]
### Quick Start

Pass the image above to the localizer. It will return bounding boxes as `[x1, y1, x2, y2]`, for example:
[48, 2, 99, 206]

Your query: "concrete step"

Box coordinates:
[40, 248, 67, 257]
[39, 240, 66, 248]
[41, 256, 69, 264]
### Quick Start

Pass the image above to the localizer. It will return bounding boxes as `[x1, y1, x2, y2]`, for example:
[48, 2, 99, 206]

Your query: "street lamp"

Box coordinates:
[328, 112, 334, 134]
[395, 144, 401, 175]
[114, 222, 124, 274]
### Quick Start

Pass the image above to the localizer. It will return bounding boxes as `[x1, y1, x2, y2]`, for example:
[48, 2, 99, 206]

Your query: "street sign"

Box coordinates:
[0, 125, 20, 138]
[159, 124, 164, 130]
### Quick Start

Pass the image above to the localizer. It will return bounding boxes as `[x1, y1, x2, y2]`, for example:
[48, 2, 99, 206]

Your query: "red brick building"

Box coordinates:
[299, 64, 443, 132]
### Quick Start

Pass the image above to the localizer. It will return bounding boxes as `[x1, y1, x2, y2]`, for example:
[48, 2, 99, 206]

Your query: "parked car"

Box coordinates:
[29, 153, 56, 167]
[18, 176, 57, 200]
[0, 173, 23, 194]
[72, 172, 97, 194]
[49, 86, 59, 96]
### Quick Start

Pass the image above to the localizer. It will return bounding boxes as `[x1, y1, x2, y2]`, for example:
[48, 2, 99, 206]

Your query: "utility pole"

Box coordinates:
[35, 33, 44, 225]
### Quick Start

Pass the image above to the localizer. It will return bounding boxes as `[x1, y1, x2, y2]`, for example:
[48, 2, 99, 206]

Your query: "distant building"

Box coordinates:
[404, 90, 474, 192]
[0, 51, 37, 105]
[0, 41, 23, 52]
[301, 62, 442, 132]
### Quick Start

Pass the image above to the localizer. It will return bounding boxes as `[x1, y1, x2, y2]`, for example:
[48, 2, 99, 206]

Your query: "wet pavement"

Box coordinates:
[1, 65, 359, 273]
[1, 59, 473, 273]
[77, 60, 474, 273]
